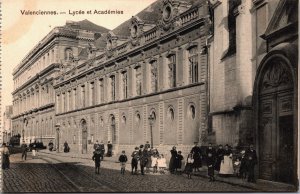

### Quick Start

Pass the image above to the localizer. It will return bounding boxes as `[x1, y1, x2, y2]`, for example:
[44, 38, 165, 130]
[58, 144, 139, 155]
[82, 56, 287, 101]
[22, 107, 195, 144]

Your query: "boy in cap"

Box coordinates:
[119, 150, 128, 175]
[92, 147, 102, 174]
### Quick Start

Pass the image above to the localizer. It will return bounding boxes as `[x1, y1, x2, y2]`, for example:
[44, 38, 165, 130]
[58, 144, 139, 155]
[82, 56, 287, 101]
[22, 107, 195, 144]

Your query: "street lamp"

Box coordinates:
[148, 113, 155, 149]
[55, 123, 61, 153]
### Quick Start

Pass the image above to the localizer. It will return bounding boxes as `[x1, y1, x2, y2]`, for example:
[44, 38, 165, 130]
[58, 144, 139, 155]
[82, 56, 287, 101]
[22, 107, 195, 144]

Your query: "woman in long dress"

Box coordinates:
[169, 146, 177, 174]
[219, 144, 234, 176]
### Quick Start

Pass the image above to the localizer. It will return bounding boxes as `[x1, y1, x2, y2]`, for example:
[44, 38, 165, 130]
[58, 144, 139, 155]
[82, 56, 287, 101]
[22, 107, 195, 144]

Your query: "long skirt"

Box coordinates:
[219, 156, 234, 175]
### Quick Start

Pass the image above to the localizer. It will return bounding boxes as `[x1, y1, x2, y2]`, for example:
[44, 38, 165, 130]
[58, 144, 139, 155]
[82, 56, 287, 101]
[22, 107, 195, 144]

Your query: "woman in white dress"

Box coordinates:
[219, 144, 234, 176]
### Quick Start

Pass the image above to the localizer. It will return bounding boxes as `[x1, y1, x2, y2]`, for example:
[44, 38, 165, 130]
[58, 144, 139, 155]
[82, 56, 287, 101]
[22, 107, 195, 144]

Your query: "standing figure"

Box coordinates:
[48, 140, 54, 151]
[185, 153, 194, 179]
[99, 141, 105, 160]
[1, 143, 10, 169]
[175, 151, 184, 174]
[139, 145, 148, 175]
[245, 144, 257, 183]
[145, 141, 151, 150]
[92, 147, 102, 174]
[239, 150, 247, 179]
[151, 150, 159, 173]
[169, 146, 177, 174]
[207, 152, 216, 182]
[118, 150, 128, 175]
[107, 141, 113, 157]
[190, 142, 202, 172]
[64, 141, 70, 153]
[131, 147, 140, 175]
[219, 144, 234, 176]
[32, 142, 37, 157]
[93, 140, 100, 150]
[21, 142, 28, 160]
[215, 144, 224, 172]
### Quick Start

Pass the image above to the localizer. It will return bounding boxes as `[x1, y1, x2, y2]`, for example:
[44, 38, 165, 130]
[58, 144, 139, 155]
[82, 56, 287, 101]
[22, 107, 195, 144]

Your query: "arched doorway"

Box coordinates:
[254, 53, 297, 184]
[81, 119, 88, 154]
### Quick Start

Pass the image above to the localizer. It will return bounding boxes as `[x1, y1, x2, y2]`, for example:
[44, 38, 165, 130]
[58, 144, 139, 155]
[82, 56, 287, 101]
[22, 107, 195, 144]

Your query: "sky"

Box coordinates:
[0, 0, 157, 128]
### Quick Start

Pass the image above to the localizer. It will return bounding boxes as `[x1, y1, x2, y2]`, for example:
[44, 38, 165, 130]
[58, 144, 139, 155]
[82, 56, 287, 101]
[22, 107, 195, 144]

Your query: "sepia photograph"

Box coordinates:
[0, 0, 298, 193]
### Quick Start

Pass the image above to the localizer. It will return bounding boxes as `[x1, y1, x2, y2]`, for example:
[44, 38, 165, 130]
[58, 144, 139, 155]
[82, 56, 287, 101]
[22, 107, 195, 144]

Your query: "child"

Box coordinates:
[119, 150, 128, 175]
[131, 147, 139, 175]
[185, 153, 194, 179]
[234, 158, 241, 177]
[151, 152, 158, 173]
[157, 154, 167, 174]
[175, 151, 184, 175]
[92, 147, 102, 174]
[207, 152, 215, 182]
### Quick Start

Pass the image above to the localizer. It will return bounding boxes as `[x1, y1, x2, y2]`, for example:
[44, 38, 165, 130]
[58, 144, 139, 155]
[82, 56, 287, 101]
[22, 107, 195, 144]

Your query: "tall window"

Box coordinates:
[81, 85, 85, 108]
[110, 75, 116, 101]
[150, 61, 158, 92]
[135, 66, 142, 96]
[62, 92, 66, 112]
[99, 79, 104, 103]
[90, 82, 95, 105]
[122, 72, 128, 99]
[68, 91, 71, 111]
[188, 46, 198, 83]
[167, 55, 176, 88]
[73, 88, 77, 110]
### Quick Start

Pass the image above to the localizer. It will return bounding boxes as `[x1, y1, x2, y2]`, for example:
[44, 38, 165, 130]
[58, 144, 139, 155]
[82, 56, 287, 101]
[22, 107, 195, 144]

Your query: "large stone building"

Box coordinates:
[11, 20, 109, 144]
[11, 0, 298, 185]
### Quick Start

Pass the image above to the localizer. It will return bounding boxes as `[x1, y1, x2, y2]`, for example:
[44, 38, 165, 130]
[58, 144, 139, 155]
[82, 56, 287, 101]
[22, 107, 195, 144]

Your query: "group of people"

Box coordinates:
[210, 143, 258, 182]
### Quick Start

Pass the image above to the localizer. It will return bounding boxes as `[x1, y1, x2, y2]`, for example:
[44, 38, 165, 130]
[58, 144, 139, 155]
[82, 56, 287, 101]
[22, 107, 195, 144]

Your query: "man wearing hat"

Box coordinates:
[239, 150, 247, 179]
[131, 147, 140, 175]
[139, 145, 148, 175]
[92, 147, 102, 174]
[245, 144, 257, 182]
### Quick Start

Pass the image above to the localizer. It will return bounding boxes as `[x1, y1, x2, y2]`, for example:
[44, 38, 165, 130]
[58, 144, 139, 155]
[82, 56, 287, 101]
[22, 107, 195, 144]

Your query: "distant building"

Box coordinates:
[11, 20, 109, 144]
[3, 105, 13, 143]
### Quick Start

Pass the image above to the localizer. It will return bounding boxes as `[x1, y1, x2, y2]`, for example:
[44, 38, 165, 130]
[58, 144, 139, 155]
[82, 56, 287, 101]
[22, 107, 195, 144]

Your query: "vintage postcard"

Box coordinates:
[0, 0, 298, 193]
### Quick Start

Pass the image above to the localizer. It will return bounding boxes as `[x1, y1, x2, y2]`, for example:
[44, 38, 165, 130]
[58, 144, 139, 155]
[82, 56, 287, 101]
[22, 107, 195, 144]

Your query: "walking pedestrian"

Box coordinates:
[107, 141, 113, 157]
[64, 141, 70, 153]
[92, 147, 102, 174]
[206, 143, 216, 181]
[118, 150, 128, 175]
[191, 142, 202, 172]
[245, 144, 257, 183]
[48, 140, 54, 151]
[215, 144, 224, 172]
[185, 153, 194, 179]
[21, 142, 28, 160]
[131, 147, 139, 175]
[219, 144, 234, 176]
[169, 146, 177, 174]
[1, 143, 10, 169]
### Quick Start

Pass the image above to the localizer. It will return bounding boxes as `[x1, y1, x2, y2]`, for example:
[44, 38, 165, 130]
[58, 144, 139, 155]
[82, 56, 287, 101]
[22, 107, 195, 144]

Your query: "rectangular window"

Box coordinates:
[167, 55, 176, 88]
[73, 88, 77, 110]
[81, 85, 85, 108]
[188, 47, 198, 83]
[110, 75, 116, 101]
[90, 82, 95, 106]
[150, 61, 158, 92]
[68, 91, 71, 111]
[122, 72, 128, 99]
[99, 79, 104, 103]
[135, 67, 142, 96]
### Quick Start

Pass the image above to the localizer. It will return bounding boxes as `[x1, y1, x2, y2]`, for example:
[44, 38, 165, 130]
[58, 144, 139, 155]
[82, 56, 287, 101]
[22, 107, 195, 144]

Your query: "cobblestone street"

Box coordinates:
[2, 152, 256, 193]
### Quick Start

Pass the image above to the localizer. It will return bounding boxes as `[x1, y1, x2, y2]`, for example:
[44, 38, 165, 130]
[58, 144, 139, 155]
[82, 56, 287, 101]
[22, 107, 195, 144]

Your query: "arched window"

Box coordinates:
[167, 54, 176, 88]
[168, 107, 175, 121]
[189, 104, 196, 119]
[188, 46, 198, 83]
[150, 60, 158, 93]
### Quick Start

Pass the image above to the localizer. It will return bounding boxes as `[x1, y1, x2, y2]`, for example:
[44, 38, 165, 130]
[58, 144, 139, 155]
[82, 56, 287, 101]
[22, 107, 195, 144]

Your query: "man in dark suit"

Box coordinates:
[245, 144, 257, 183]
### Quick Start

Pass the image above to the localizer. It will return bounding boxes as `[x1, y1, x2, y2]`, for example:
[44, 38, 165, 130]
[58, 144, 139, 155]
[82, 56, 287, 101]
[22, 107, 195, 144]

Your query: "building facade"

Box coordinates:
[2, 105, 13, 143]
[54, 0, 210, 155]
[11, 20, 109, 144]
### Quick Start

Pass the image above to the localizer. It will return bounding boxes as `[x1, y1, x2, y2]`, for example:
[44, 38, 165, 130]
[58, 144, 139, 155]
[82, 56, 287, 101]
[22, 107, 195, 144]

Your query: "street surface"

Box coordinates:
[2, 152, 255, 193]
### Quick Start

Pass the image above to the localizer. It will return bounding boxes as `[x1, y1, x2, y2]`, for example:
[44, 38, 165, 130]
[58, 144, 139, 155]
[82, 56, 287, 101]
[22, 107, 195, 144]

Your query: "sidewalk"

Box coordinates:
[38, 149, 297, 192]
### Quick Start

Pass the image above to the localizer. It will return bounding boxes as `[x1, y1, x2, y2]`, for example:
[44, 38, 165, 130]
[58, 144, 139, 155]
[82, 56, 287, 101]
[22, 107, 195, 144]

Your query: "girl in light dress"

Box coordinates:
[157, 154, 167, 174]
[184, 153, 194, 179]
